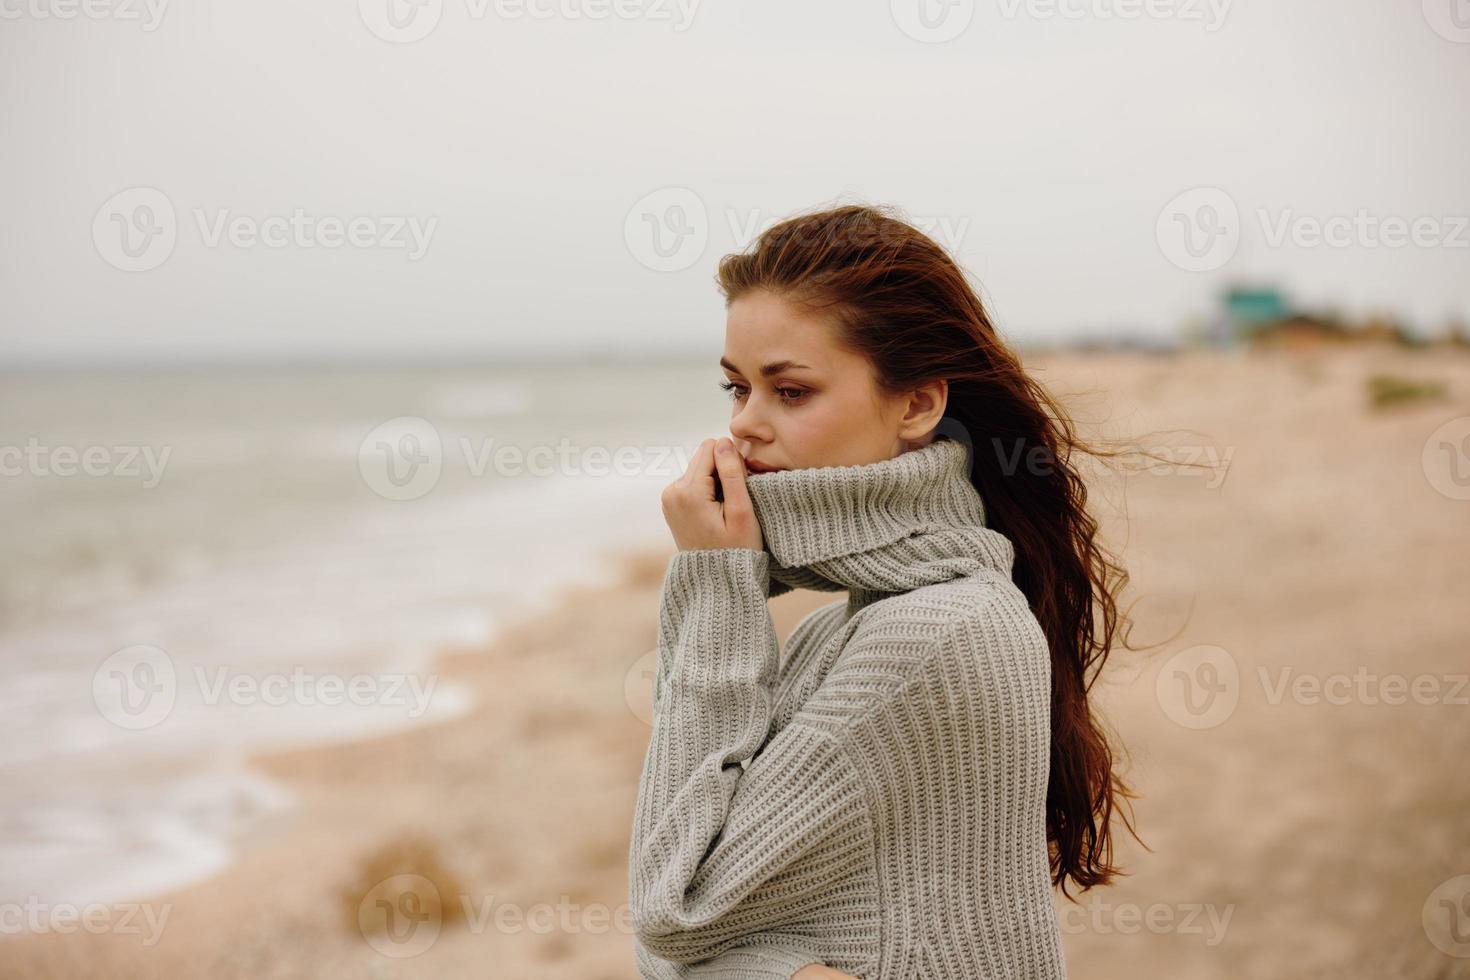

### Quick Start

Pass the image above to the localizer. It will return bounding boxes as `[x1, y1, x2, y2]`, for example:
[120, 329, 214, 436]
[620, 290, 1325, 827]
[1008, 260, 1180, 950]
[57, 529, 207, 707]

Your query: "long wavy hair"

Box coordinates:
[716, 201, 1150, 899]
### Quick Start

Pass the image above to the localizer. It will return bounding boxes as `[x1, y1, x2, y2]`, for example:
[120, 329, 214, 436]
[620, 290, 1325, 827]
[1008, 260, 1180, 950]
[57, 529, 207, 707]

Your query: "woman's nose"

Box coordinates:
[728, 401, 766, 444]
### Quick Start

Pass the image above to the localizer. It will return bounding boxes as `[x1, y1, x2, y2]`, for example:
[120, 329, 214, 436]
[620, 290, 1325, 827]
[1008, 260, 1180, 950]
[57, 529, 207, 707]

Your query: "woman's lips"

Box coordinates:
[744, 458, 783, 474]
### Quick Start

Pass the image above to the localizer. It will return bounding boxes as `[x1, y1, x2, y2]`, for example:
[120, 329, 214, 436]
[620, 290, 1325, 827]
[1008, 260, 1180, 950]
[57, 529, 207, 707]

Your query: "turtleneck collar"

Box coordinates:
[742, 436, 1016, 612]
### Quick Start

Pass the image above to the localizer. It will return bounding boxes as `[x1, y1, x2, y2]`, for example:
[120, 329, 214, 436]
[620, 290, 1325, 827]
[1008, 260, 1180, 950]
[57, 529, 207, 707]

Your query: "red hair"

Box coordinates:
[717, 201, 1148, 898]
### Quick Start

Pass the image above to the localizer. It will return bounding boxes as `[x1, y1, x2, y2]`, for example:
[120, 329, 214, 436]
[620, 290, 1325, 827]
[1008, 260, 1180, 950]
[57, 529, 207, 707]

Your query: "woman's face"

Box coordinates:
[721, 289, 947, 474]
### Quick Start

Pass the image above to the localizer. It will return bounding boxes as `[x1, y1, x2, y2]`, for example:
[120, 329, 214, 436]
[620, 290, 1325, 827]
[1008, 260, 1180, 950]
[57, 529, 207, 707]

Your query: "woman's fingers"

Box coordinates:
[713, 437, 763, 551]
[681, 438, 717, 500]
[712, 438, 750, 513]
[661, 437, 763, 552]
[792, 967, 862, 980]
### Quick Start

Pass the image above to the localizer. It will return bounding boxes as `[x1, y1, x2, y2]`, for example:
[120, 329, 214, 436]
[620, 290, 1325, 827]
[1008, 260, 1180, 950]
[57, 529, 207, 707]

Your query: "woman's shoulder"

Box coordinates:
[798, 576, 1051, 748]
[783, 575, 1050, 745]
[859, 569, 1035, 636]
[843, 572, 1048, 680]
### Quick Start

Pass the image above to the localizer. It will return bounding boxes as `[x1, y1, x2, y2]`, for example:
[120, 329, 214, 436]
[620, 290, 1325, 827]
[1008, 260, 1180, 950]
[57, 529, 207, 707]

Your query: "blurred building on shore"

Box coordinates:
[1191, 284, 1467, 352]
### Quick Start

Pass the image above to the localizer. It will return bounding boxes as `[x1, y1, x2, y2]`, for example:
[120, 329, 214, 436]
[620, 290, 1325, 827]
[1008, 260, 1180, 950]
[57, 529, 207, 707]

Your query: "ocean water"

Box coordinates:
[0, 357, 730, 911]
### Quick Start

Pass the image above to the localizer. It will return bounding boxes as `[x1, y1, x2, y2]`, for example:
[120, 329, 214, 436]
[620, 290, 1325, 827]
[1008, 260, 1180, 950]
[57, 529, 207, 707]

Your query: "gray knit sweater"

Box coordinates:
[629, 436, 1068, 980]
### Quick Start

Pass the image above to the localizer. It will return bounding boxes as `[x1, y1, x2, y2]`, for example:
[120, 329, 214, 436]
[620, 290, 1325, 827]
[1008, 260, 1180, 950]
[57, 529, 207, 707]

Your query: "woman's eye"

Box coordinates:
[719, 380, 806, 404]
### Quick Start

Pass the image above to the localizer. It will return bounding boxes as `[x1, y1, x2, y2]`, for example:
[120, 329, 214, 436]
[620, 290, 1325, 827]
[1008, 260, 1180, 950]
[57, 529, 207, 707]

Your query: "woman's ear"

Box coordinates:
[897, 378, 948, 442]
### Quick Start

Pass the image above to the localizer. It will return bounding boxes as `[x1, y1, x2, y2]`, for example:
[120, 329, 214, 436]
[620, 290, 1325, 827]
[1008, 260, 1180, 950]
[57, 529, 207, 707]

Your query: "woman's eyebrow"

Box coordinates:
[719, 357, 813, 378]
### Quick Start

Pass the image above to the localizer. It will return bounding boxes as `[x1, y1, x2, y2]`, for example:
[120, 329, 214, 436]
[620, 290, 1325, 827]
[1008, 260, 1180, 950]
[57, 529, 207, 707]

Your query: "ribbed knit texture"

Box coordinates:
[628, 437, 1068, 980]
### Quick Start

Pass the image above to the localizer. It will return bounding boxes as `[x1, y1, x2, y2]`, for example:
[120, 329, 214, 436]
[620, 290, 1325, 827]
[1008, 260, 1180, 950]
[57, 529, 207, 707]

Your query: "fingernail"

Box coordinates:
[716, 439, 730, 453]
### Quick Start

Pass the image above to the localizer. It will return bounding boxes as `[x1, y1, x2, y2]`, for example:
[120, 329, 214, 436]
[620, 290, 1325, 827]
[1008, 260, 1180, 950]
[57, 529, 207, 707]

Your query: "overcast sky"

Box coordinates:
[2, 0, 1467, 365]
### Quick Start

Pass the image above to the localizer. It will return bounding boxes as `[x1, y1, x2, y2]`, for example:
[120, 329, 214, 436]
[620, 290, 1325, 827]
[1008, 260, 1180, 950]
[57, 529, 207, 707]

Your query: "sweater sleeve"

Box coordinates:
[634, 934, 828, 979]
[627, 548, 869, 972]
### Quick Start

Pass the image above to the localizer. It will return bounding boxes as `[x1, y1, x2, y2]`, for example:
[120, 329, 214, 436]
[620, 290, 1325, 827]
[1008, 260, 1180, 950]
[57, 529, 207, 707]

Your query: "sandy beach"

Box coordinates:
[5, 347, 1468, 980]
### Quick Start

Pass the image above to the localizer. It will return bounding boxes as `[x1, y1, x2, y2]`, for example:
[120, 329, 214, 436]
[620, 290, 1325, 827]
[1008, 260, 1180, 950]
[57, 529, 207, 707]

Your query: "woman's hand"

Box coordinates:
[661, 437, 764, 553]
[792, 966, 861, 980]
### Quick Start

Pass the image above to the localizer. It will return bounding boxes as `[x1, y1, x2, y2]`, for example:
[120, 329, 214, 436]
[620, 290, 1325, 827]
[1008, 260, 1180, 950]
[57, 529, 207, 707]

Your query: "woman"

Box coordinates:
[628, 204, 1140, 979]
